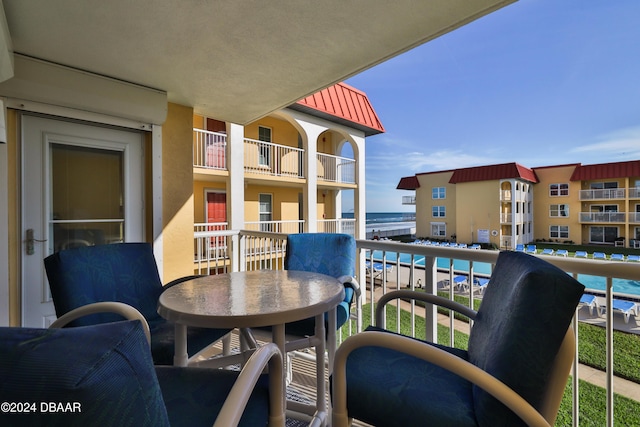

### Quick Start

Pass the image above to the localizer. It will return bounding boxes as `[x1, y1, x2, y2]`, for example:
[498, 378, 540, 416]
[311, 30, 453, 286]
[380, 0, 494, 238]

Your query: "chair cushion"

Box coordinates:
[156, 367, 270, 427]
[468, 251, 584, 427]
[44, 243, 164, 325]
[342, 340, 478, 427]
[283, 233, 356, 333]
[0, 320, 169, 427]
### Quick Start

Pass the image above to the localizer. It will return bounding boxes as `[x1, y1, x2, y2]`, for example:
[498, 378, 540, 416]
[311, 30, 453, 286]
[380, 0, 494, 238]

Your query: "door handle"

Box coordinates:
[26, 228, 47, 255]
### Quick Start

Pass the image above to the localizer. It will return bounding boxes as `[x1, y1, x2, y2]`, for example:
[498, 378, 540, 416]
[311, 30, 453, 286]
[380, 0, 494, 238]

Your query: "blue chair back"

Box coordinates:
[467, 251, 584, 426]
[44, 243, 164, 327]
[284, 233, 356, 329]
[0, 320, 169, 426]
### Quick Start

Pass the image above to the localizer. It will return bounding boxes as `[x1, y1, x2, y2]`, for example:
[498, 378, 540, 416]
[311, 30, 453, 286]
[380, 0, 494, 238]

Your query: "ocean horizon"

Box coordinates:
[343, 211, 416, 225]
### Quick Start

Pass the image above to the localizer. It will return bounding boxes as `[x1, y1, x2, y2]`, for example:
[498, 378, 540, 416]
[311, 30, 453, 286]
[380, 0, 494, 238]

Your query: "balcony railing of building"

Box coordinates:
[580, 212, 627, 223]
[192, 228, 640, 425]
[245, 220, 305, 234]
[317, 153, 356, 184]
[630, 212, 640, 223]
[318, 218, 356, 235]
[193, 129, 227, 170]
[244, 138, 304, 178]
[630, 187, 640, 199]
[402, 195, 416, 205]
[580, 188, 626, 200]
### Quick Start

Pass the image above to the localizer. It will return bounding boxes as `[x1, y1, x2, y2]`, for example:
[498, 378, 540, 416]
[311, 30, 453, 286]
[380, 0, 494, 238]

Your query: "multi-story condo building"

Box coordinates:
[397, 160, 640, 249]
[192, 82, 384, 243]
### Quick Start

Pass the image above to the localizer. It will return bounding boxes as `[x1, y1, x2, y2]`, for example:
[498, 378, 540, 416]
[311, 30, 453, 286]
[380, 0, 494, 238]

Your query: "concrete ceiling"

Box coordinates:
[2, 0, 515, 125]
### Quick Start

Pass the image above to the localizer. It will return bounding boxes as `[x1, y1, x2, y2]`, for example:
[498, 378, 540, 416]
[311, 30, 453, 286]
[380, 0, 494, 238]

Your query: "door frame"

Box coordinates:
[3, 99, 162, 327]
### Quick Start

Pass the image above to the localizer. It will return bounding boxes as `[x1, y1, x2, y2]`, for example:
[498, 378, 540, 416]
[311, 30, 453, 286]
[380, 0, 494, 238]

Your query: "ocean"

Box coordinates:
[343, 212, 417, 237]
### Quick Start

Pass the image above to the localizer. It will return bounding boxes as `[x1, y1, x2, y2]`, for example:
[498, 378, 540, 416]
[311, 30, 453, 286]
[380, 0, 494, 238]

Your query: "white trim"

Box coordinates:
[5, 98, 153, 131]
[0, 138, 8, 326]
[152, 124, 163, 282]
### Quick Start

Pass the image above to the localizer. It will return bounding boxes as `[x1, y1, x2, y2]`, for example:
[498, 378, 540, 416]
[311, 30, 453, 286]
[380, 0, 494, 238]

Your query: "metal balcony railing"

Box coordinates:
[580, 212, 626, 223]
[317, 153, 356, 184]
[402, 196, 416, 205]
[317, 218, 356, 235]
[193, 129, 227, 170]
[192, 229, 640, 425]
[244, 138, 304, 178]
[580, 188, 626, 200]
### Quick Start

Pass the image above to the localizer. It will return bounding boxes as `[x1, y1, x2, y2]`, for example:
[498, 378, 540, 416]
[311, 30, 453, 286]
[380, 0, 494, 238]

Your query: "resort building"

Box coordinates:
[397, 160, 640, 250]
[192, 82, 384, 248]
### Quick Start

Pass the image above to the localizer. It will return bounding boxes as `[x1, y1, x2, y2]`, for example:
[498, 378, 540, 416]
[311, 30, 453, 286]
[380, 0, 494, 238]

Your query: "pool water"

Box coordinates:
[369, 251, 640, 297]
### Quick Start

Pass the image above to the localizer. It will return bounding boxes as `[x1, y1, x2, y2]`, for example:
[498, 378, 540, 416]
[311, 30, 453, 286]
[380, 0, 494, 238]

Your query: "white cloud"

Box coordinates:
[570, 127, 640, 159]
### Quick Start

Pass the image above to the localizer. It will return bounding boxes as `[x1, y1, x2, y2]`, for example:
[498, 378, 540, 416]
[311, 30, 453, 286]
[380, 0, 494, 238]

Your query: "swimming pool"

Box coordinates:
[368, 251, 640, 297]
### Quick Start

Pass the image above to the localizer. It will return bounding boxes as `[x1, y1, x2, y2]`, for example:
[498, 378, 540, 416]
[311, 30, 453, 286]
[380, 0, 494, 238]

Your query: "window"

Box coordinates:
[258, 126, 272, 166]
[590, 226, 618, 243]
[550, 204, 569, 217]
[431, 222, 446, 237]
[549, 183, 569, 197]
[550, 225, 569, 239]
[259, 193, 272, 232]
[432, 187, 446, 199]
[590, 182, 618, 189]
[432, 206, 445, 217]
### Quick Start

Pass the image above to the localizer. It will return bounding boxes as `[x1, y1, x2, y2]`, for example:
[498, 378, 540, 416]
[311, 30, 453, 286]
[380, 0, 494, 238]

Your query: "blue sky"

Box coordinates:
[342, 0, 640, 213]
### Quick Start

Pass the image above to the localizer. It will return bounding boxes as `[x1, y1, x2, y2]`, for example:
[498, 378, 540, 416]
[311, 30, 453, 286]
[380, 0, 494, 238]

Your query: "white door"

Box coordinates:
[22, 115, 144, 327]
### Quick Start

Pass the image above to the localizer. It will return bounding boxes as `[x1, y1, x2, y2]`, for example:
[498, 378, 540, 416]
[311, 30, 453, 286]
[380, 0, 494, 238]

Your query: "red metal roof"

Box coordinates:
[449, 162, 538, 184]
[293, 82, 385, 136]
[570, 160, 640, 181]
[396, 176, 420, 190]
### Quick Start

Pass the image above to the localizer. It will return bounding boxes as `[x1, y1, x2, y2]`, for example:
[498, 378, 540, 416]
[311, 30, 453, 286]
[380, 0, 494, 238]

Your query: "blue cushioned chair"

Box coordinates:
[44, 243, 231, 365]
[0, 318, 284, 427]
[332, 251, 584, 427]
[282, 233, 359, 337]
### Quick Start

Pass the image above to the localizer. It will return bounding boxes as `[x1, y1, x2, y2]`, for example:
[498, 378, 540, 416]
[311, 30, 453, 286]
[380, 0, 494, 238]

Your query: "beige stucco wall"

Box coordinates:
[456, 181, 501, 245]
[162, 103, 196, 282]
[244, 185, 302, 222]
[533, 165, 582, 244]
[245, 116, 299, 147]
[414, 172, 455, 239]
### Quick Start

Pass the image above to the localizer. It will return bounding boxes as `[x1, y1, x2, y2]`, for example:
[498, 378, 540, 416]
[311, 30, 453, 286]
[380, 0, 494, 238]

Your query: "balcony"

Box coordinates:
[630, 187, 640, 199]
[244, 138, 305, 179]
[580, 188, 626, 200]
[193, 229, 640, 425]
[580, 212, 626, 223]
[193, 129, 227, 170]
[631, 212, 640, 223]
[402, 195, 416, 205]
[317, 153, 356, 184]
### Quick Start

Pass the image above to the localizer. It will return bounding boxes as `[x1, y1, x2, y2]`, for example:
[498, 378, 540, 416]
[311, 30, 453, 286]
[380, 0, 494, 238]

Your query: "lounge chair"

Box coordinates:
[458, 243, 468, 248]
[473, 277, 490, 294]
[541, 248, 554, 256]
[515, 244, 525, 252]
[593, 252, 607, 260]
[579, 294, 598, 316]
[526, 244, 537, 254]
[611, 253, 625, 262]
[366, 260, 393, 277]
[556, 249, 568, 257]
[574, 251, 588, 258]
[599, 299, 639, 324]
[469, 244, 481, 250]
[628, 254, 640, 262]
[453, 275, 467, 290]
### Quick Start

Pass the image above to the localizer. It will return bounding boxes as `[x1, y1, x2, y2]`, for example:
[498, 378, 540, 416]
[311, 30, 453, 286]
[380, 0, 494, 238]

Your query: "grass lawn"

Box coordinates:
[341, 302, 640, 425]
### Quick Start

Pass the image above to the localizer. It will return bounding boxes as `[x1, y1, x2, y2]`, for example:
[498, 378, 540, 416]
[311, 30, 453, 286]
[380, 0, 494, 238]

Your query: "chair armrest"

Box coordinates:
[375, 290, 477, 327]
[49, 301, 151, 345]
[163, 274, 206, 290]
[338, 275, 360, 298]
[214, 342, 285, 427]
[332, 331, 551, 427]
